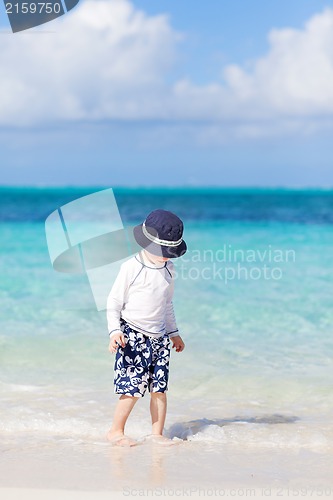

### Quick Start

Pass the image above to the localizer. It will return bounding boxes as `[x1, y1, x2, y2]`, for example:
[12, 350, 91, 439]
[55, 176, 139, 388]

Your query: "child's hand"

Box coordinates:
[109, 332, 126, 353]
[171, 335, 185, 353]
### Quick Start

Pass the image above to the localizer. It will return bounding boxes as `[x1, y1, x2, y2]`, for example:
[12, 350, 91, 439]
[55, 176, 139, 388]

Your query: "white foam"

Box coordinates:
[0, 416, 103, 440]
[184, 422, 332, 451]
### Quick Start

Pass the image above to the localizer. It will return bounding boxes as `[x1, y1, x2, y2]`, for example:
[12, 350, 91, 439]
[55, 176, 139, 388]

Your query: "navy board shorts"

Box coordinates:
[114, 318, 171, 397]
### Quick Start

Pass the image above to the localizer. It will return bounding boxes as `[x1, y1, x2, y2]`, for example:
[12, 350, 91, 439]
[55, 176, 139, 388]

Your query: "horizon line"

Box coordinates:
[1, 184, 333, 191]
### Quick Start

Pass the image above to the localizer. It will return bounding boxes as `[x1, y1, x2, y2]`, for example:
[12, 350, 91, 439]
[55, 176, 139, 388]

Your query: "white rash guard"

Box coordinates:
[107, 250, 180, 339]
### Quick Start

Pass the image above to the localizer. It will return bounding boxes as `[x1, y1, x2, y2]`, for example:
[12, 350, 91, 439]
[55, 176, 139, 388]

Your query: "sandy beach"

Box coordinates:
[2, 489, 333, 500]
[1, 422, 333, 495]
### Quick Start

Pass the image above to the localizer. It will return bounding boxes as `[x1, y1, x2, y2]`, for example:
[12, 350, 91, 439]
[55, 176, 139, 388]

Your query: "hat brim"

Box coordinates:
[133, 224, 187, 258]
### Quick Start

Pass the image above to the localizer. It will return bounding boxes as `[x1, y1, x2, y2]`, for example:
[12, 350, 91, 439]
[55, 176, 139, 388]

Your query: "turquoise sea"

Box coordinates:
[1, 186, 333, 491]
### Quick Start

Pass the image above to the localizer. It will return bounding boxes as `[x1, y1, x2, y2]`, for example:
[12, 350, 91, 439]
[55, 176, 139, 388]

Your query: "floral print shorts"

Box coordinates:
[114, 319, 171, 397]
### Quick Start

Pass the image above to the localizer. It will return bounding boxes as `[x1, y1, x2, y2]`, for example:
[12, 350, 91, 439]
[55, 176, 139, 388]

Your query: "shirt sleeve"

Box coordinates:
[165, 264, 180, 338]
[106, 262, 130, 338]
[166, 301, 179, 338]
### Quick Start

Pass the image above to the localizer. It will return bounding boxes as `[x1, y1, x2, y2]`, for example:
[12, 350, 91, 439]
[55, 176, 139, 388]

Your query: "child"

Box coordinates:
[106, 209, 186, 446]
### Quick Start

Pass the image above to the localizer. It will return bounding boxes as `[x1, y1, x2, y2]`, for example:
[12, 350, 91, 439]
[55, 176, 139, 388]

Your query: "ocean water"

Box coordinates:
[1, 186, 333, 490]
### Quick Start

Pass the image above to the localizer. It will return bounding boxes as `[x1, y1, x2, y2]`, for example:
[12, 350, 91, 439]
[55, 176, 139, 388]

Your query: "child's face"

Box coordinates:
[143, 249, 170, 264]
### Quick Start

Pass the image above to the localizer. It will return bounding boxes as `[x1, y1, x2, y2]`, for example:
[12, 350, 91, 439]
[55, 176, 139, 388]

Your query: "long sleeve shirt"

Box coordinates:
[107, 251, 180, 339]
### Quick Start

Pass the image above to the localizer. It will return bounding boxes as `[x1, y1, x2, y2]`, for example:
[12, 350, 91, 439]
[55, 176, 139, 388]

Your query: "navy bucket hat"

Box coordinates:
[133, 209, 187, 258]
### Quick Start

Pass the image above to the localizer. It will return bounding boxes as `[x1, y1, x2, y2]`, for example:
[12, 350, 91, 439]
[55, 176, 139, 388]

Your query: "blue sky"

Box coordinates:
[1, 0, 333, 186]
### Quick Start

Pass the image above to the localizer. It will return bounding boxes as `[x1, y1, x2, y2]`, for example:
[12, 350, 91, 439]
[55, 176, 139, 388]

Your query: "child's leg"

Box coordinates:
[148, 333, 171, 440]
[150, 392, 167, 435]
[107, 395, 138, 444]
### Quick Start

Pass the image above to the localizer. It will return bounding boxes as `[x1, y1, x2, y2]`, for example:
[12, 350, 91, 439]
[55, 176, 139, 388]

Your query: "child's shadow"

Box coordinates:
[167, 413, 299, 440]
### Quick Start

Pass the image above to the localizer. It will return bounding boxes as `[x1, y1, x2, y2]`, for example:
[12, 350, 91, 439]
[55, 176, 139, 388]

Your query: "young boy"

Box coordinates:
[106, 209, 186, 446]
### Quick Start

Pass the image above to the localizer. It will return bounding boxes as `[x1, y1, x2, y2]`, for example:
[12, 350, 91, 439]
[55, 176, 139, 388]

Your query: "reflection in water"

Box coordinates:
[167, 414, 300, 440]
[107, 439, 177, 488]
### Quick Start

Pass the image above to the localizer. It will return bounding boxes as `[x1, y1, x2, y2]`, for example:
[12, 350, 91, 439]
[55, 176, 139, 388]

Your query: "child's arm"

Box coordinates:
[109, 333, 125, 353]
[170, 334, 185, 352]
[106, 262, 129, 353]
[165, 265, 185, 353]
[167, 300, 185, 352]
[165, 298, 179, 338]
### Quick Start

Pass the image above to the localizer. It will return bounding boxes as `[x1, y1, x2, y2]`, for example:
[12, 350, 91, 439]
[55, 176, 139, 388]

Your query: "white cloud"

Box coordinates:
[170, 7, 333, 125]
[222, 8, 333, 117]
[0, 0, 179, 125]
[1, 0, 333, 138]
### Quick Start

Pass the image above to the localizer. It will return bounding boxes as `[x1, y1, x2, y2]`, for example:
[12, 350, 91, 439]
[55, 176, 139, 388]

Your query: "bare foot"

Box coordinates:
[106, 431, 137, 447]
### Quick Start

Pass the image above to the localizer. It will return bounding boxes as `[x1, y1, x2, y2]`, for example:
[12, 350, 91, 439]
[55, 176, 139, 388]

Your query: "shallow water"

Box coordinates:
[1, 187, 333, 489]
